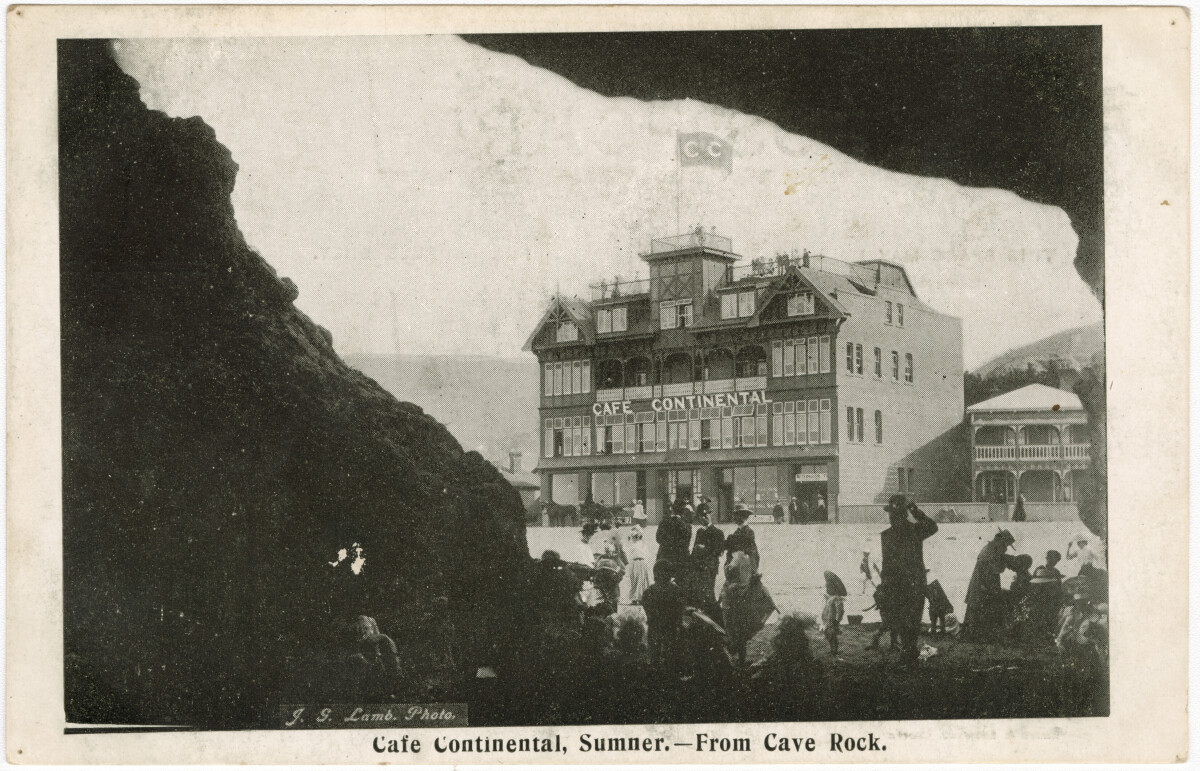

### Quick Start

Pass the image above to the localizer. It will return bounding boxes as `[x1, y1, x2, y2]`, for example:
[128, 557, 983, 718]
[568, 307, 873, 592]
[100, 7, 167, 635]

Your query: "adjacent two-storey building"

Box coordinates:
[525, 231, 964, 524]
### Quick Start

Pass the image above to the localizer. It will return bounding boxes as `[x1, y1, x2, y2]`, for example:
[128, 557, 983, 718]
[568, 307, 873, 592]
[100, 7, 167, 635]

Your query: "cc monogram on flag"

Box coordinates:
[678, 131, 733, 172]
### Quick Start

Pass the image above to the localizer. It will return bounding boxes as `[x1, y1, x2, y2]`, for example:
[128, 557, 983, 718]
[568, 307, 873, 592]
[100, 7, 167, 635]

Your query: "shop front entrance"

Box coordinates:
[792, 463, 829, 522]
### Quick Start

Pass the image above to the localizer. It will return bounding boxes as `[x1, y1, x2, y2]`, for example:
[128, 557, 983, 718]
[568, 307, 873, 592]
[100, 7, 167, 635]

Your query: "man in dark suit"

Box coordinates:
[655, 504, 692, 571]
[879, 494, 938, 667]
[689, 506, 726, 608]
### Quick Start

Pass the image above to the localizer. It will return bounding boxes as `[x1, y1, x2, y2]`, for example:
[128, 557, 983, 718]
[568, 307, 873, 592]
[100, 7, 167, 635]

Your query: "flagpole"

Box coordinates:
[675, 132, 681, 235]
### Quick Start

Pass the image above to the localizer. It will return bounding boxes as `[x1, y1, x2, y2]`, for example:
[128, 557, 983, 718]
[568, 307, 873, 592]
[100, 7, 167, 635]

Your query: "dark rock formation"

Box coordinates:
[60, 40, 532, 727]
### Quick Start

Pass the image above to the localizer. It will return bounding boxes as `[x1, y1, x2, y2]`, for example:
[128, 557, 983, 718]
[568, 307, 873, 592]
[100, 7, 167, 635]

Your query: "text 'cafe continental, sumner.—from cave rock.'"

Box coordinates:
[524, 231, 964, 525]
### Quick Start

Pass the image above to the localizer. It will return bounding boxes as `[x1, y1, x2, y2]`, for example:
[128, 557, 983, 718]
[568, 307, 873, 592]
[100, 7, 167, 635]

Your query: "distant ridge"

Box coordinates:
[972, 322, 1103, 378]
[347, 353, 540, 468]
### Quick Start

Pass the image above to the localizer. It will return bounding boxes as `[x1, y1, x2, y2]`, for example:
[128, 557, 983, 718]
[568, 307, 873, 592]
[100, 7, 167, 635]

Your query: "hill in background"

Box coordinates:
[971, 322, 1104, 378]
[347, 354, 541, 472]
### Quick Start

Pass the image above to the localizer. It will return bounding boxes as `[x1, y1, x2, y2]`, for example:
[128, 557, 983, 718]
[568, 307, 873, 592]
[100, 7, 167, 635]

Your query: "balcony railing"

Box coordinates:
[592, 378, 768, 402]
[590, 277, 651, 301]
[648, 231, 733, 255]
[726, 252, 880, 287]
[975, 444, 1092, 462]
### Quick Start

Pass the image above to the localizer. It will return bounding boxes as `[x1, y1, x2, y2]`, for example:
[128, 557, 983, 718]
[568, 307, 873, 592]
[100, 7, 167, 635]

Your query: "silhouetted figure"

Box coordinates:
[964, 529, 1017, 640]
[688, 509, 725, 610]
[656, 506, 692, 569]
[879, 494, 938, 666]
[642, 560, 687, 676]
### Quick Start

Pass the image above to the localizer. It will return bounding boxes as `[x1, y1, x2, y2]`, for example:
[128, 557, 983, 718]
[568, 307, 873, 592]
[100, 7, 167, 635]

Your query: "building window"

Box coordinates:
[845, 342, 854, 374]
[720, 292, 738, 319]
[660, 300, 692, 329]
[721, 410, 734, 449]
[772, 402, 784, 446]
[597, 309, 612, 334]
[875, 410, 883, 444]
[874, 347, 882, 378]
[892, 351, 900, 381]
[897, 304, 904, 327]
[581, 416, 592, 454]
[855, 344, 863, 375]
[612, 306, 627, 332]
[783, 401, 797, 445]
[544, 419, 553, 458]
[905, 353, 914, 383]
[783, 339, 795, 376]
[772, 340, 783, 376]
[846, 406, 855, 443]
[795, 338, 807, 375]
[787, 291, 815, 316]
[739, 290, 756, 317]
[807, 399, 820, 444]
[544, 359, 591, 396]
[756, 409, 769, 446]
[856, 407, 864, 443]
[556, 321, 579, 342]
[819, 335, 831, 373]
[550, 473, 579, 506]
[885, 301, 893, 325]
[819, 398, 832, 443]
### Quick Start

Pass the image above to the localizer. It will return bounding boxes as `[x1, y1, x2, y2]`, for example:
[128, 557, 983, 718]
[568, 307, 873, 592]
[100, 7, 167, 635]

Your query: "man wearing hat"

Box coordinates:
[879, 494, 938, 666]
[964, 528, 1018, 640]
[656, 500, 692, 573]
[689, 505, 725, 609]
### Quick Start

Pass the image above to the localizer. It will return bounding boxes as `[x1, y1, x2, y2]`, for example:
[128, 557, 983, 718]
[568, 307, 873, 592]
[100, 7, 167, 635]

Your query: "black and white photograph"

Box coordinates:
[6, 5, 1189, 763]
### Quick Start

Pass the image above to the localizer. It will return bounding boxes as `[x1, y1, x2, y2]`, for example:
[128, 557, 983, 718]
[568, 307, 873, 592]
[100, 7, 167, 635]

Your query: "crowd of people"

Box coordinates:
[535, 498, 777, 678]
[533, 492, 1108, 680]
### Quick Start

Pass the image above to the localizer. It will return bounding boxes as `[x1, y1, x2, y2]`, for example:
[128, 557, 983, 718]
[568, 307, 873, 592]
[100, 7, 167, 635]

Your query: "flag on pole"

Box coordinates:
[678, 132, 733, 172]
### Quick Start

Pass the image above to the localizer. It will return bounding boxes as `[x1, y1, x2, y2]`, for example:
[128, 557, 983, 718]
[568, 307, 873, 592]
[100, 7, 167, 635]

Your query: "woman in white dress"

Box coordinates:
[625, 513, 651, 604]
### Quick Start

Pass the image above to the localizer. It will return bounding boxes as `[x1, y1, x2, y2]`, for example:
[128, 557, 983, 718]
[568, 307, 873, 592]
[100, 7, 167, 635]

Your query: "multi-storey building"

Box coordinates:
[967, 383, 1093, 504]
[524, 231, 964, 524]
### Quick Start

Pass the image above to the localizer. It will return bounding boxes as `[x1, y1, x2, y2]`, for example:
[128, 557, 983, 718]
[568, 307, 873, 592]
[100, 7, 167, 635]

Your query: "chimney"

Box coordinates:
[508, 452, 522, 474]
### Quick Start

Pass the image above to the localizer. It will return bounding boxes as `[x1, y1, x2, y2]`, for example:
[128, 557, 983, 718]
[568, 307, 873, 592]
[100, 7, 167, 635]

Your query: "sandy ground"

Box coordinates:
[528, 521, 1099, 624]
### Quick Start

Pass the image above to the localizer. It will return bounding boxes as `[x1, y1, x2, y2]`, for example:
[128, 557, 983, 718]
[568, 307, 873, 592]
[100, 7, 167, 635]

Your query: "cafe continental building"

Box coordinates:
[525, 231, 965, 524]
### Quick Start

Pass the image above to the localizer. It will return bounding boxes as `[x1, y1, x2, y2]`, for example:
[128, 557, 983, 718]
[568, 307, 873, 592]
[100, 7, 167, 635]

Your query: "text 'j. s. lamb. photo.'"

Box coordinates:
[9, 7, 1179, 761]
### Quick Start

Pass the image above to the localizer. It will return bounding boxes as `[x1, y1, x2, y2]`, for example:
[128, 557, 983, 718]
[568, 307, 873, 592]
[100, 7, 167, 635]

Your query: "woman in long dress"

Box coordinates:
[625, 518, 651, 604]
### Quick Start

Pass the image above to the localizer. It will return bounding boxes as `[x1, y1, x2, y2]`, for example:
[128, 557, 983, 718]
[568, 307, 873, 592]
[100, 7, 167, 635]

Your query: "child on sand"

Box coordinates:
[925, 577, 954, 635]
[821, 571, 848, 657]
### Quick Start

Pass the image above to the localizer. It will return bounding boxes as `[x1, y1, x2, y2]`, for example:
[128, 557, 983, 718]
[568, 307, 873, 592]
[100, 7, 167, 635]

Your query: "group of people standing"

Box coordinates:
[538, 497, 777, 676]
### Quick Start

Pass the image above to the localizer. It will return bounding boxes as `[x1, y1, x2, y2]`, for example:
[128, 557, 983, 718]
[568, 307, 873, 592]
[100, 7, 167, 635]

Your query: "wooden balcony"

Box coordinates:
[975, 444, 1091, 461]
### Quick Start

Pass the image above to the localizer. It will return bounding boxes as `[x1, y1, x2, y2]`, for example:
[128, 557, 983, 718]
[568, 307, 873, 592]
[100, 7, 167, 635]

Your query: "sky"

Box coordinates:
[113, 36, 1101, 370]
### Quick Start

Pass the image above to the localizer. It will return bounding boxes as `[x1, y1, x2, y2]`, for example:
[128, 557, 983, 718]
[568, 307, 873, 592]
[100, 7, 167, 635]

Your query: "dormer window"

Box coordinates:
[720, 289, 756, 319]
[596, 306, 627, 334]
[787, 291, 815, 316]
[555, 321, 579, 343]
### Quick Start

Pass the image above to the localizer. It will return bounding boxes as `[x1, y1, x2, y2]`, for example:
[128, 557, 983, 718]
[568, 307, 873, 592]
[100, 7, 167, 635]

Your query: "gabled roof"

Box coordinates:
[967, 383, 1084, 413]
[739, 264, 850, 328]
[522, 295, 594, 351]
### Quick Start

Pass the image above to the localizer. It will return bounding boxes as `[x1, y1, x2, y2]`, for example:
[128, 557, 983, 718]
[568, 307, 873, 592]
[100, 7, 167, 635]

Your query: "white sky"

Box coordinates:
[113, 36, 1101, 370]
